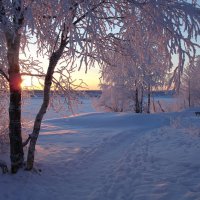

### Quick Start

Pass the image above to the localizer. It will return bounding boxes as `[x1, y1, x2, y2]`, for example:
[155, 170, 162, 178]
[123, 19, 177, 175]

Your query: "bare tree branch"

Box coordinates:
[73, 0, 106, 26]
[0, 68, 9, 81]
[22, 135, 31, 147]
[21, 73, 45, 77]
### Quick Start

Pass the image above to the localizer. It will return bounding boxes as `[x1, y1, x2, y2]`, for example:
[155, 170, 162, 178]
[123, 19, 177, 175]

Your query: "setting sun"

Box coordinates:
[21, 77, 31, 88]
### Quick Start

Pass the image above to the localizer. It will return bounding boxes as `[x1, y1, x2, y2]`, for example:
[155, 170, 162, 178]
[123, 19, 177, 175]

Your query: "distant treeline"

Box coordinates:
[24, 90, 174, 98]
[24, 90, 102, 98]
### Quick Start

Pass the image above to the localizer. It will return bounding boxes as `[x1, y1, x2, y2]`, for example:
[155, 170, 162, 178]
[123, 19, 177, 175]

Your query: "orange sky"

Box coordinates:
[21, 45, 101, 90]
[21, 66, 101, 90]
[71, 66, 101, 90]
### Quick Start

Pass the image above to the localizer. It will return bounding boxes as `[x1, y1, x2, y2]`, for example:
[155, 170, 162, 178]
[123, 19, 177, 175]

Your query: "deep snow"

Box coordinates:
[1, 97, 200, 200]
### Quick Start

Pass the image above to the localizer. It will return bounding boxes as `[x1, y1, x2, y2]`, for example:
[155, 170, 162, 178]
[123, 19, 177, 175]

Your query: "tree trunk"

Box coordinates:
[139, 86, 143, 113]
[6, 33, 24, 173]
[26, 43, 66, 170]
[152, 96, 156, 113]
[188, 79, 191, 107]
[147, 84, 150, 113]
[135, 87, 140, 113]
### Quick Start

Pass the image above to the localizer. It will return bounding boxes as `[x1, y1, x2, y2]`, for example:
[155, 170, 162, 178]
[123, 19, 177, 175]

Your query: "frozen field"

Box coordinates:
[1, 97, 200, 200]
[22, 96, 96, 121]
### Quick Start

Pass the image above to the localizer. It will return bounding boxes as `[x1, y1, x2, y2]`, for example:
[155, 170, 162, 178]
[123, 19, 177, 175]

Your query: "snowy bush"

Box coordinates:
[149, 97, 185, 113]
[94, 84, 134, 112]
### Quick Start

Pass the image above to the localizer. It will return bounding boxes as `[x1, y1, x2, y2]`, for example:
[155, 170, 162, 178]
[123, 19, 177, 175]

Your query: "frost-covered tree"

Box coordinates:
[0, 0, 137, 172]
[0, 0, 200, 172]
[0, 0, 26, 173]
[98, 0, 200, 113]
[98, 15, 173, 113]
[25, 1, 131, 170]
[181, 56, 200, 107]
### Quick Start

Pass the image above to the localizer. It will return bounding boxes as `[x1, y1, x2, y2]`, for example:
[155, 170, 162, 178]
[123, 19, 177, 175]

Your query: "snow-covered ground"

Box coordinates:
[1, 97, 200, 200]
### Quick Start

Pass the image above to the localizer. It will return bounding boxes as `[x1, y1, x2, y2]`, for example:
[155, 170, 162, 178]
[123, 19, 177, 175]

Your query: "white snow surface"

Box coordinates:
[1, 97, 200, 200]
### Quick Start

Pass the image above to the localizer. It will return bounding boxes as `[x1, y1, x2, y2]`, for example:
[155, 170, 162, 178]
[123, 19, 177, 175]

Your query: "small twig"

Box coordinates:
[21, 73, 45, 77]
[157, 100, 165, 112]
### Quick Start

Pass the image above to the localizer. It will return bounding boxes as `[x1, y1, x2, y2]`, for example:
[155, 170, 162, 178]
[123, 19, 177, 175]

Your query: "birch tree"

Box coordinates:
[0, 0, 26, 173]
[25, 0, 126, 170]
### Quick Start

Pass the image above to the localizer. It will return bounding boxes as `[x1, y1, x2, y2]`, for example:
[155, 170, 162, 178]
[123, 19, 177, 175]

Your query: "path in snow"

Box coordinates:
[1, 109, 200, 200]
[38, 113, 170, 200]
